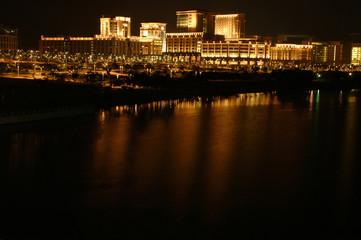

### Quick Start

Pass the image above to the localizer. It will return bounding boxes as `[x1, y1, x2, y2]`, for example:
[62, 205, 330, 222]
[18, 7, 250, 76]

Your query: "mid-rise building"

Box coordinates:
[0, 24, 18, 53]
[140, 22, 167, 55]
[166, 32, 225, 58]
[39, 36, 142, 57]
[351, 33, 361, 66]
[40, 16, 143, 57]
[271, 44, 313, 63]
[312, 42, 328, 64]
[201, 38, 271, 65]
[99, 16, 131, 38]
[351, 43, 361, 65]
[165, 32, 205, 62]
[327, 41, 351, 66]
[214, 14, 246, 39]
[176, 10, 214, 34]
[40, 36, 67, 53]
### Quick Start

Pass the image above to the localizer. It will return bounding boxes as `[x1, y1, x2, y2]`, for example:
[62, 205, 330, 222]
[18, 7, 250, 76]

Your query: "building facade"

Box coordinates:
[140, 22, 167, 55]
[40, 16, 143, 57]
[166, 32, 204, 53]
[39, 36, 142, 57]
[0, 25, 18, 53]
[176, 10, 214, 34]
[270, 44, 313, 63]
[39, 36, 67, 53]
[327, 41, 351, 66]
[201, 38, 271, 65]
[312, 42, 328, 64]
[351, 34, 361, 66]
[214, 14, 246, 39]
[99, 16, 131, 38]
[351, 43, 361, 65]
[165, 32, 204, 62]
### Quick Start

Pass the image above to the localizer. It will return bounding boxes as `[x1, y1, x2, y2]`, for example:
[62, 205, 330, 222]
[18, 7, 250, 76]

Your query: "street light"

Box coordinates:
[14, 60, 20, 77]
[40, 66, 43, 78]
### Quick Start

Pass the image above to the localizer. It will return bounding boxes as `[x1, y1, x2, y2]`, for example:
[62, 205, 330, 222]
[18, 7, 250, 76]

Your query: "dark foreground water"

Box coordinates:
[1, 90, 361, 239]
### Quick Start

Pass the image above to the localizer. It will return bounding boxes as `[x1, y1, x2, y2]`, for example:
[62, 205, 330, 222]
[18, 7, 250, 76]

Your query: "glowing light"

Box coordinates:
[215, 13, 245, 39]
[351, 45, 361, 65]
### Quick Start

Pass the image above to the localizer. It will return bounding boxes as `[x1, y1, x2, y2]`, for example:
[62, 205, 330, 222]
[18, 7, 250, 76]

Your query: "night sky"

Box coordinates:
[2, 0, 361, 49]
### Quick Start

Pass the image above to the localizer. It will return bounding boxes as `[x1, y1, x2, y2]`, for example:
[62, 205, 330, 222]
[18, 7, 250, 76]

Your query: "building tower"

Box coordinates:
[140, 22, 167, 54]
[214, 13, 246, 39]
[100, 16, 131, 38]
[176, 10, 214, 34]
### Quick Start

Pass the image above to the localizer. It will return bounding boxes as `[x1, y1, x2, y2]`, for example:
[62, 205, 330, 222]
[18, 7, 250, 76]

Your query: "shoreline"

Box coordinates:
[1, 73, 361, 124]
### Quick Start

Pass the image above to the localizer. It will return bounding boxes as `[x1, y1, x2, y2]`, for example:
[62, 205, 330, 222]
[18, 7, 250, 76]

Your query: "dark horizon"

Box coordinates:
[2, 0, 361, 50]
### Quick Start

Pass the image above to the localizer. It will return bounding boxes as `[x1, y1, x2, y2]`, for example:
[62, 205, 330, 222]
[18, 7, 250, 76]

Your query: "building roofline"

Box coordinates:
[176, 9, 213, 14]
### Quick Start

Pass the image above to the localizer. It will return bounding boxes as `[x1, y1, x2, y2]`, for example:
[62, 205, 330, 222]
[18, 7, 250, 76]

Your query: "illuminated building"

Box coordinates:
[99, 16, 131, 38]
[176, 10, 214, 34]
[165, 32, 224, 63]
[140, 22, 167, 55]
[270, 44, 313, 63]
[0, 24, 18, 53]
[93, 36, 141, 56]
[351, 33, 361, 65]
[166, 32, 204, 53]
[327, 41, 351, 66]
[312, 42, 328, 64]
[351, 43, 361, 65]
[165, 32, 204, 62]
[40, 36, 90, 53]
[39, 36, 141, 57]
[214, 14, 246, 39]
[201, 38, 271, 65]
[40, 16, 142, 57]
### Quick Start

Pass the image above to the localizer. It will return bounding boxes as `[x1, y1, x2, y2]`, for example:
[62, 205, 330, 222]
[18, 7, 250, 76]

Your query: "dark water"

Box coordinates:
[1, 91, 361, 239]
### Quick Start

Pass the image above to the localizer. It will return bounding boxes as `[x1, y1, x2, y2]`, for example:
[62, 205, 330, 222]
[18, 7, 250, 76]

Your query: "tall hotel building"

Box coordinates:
[166, 10, 219, 63]
[167, 10, 272, 65]
[176, 10, 214, 34]
[201, 12, 271, 66]
[214, 14, 246, 39]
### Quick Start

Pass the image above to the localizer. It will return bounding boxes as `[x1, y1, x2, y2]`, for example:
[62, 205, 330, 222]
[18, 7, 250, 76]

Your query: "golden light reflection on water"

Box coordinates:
[86, 92, 321, 212]
[109, 93, 283, 117]
[338, 92, 359, 220]
[3, 90, 361, 236]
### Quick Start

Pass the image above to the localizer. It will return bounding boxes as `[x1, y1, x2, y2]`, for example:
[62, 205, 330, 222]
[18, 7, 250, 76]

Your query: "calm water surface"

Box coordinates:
[1, 91, 361, 239]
